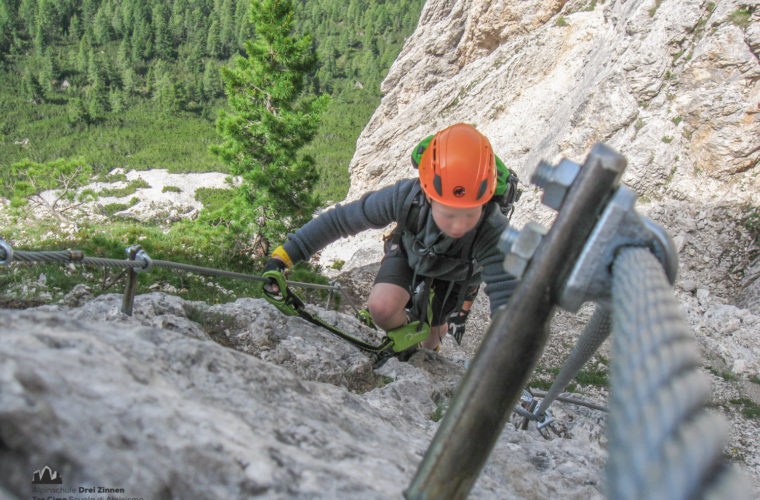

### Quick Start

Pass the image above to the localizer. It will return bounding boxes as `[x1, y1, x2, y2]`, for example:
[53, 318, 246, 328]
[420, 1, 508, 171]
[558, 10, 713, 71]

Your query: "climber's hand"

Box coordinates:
[262, 258, 287, 295]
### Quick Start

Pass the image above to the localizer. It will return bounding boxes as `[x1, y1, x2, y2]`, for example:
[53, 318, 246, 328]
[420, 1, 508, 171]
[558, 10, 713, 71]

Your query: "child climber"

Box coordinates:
[263, 123, 519, 354]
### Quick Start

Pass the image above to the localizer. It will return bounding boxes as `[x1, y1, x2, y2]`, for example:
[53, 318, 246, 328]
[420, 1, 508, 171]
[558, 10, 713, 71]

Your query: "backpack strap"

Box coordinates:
[397, 181, 427, 234]
[435, 201, 494, 320]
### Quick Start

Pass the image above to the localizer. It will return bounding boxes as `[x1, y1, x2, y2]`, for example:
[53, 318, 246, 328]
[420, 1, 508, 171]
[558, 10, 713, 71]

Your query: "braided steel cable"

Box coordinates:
[1, 247, 343, 290]
[9, 249, 145, 269]
[531, 390, 608, 413]
[607, 247, 749, 500]
[536, 306, 611, 416]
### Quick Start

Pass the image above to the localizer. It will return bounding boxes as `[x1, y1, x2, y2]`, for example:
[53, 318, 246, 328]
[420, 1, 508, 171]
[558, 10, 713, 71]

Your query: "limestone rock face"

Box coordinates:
[348, 0, 759, 202]
[2, 0, 759, 497]
[321, 0, 758, 281]
[0, 293, 607, 498]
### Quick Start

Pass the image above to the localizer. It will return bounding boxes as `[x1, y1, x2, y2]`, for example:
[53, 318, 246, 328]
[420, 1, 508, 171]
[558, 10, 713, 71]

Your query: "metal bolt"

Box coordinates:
[498, 226, 521, 254]
[531, 161, 555, 188]
[530, 158, 580, 211]
[503, 222, 548, 279]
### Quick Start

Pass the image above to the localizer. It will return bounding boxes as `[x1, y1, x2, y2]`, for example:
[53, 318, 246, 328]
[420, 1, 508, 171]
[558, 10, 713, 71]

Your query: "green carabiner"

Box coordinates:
[262, 269, 300, 316]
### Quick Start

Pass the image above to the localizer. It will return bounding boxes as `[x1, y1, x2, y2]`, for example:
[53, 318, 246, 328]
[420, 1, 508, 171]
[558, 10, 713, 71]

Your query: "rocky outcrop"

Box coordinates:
[0, 293, 607, 498]
[348, 0, 759, 202]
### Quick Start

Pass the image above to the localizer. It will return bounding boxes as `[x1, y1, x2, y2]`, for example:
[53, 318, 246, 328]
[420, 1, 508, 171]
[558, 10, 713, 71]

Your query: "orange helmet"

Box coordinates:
[418, 123, 496, 207]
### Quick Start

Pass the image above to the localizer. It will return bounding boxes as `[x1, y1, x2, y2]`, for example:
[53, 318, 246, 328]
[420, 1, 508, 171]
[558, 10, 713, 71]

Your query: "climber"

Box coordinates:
[263, 123, 520, 355]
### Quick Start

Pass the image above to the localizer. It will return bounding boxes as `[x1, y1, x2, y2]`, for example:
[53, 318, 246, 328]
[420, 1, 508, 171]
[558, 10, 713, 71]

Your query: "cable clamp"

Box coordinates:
[558, 186, 679, 312]
[0, 239, 13, 266]
[536, 410, 554, 430]
[126, 245, 153, 272]
[69, 249, 84, 262]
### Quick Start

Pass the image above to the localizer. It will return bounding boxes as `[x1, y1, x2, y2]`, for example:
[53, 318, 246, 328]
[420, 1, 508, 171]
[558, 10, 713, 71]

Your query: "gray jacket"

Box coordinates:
[282, 179, 518, 314]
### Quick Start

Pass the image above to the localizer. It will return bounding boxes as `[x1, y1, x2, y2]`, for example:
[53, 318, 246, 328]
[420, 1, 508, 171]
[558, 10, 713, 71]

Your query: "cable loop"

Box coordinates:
[0, 239, 13, 266]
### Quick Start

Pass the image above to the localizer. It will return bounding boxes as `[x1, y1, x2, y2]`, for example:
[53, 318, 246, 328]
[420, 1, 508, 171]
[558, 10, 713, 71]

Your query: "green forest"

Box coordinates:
[0, 0, 425, 306]
[0, 0, 424, 201]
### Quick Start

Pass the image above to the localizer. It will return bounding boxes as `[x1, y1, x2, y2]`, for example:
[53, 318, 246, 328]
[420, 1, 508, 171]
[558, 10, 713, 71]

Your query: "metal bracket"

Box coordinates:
[558, 186, 678, 312]
[0, 239, 13, 266]
[536, 410, 555, 431]
[126, 245, 153, 272]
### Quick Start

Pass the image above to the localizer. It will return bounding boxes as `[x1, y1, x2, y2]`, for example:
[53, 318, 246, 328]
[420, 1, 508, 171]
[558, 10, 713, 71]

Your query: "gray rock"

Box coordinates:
[0, 294, 608, 498]
[60, 283, 94, 307]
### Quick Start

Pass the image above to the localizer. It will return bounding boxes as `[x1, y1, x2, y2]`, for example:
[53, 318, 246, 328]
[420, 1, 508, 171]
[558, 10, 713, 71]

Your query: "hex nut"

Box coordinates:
[540, 158, 580, 210]
[503, 222, 548, 279]
[498, 227, 521, 254]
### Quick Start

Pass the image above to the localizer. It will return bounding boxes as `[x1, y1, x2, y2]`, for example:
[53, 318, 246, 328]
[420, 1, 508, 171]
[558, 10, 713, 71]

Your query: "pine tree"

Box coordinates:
[40, 51, 57, 92]
[169, 0, 188, 41]
[37, 0, 60, 43]
[0, 0, 10, 59]
[109, 87, 125, 113]
[122, 67, 138, 95]
[23, 68, 45, 103]
[75, 34, 89, 73]
[66, 96, 89, 126]
[220, 0, 236, 56]
[206, 19, 222, 58]
[67, 14, 81, 42]
[117, 36, 131, 70]
[87, 78, 109, 119]
[93, 4, 114, 45]
[209, 0, 329, 248]
[18, 0, 35, 38]
[202, 59, 222, 98]
[87, 47, 99, 85]
[185, 39, 204, 74]
[235, 0, 253, 50]
[152, 3, 173, 59]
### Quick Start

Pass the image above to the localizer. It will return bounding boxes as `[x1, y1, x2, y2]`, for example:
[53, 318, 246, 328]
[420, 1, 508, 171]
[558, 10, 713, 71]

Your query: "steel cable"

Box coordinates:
[536, 306, 611, 416]
[607, 247, 749, 500]
[2, 247, 342, 291]
[531, 390, 608, 413]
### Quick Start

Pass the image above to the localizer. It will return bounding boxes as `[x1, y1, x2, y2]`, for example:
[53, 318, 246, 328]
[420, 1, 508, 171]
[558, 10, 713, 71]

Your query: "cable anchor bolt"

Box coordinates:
[531, 158, 581, 211]
[126, 245, 153, 272]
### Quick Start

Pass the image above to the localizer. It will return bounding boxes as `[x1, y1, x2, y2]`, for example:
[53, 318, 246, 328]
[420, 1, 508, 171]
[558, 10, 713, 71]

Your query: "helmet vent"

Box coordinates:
[433, 174, 443, 196]
[476, 178, 488, 200]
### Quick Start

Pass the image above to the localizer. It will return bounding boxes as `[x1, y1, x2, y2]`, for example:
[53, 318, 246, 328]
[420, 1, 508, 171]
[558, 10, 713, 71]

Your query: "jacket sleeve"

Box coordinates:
[476, 206, 520, 316]
[282, 179, 417, 264]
